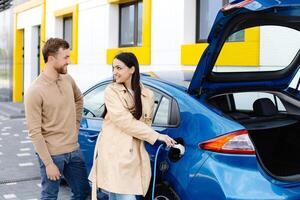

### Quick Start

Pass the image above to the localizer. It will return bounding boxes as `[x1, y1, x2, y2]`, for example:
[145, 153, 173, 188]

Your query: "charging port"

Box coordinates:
[168, 138, 185, 162]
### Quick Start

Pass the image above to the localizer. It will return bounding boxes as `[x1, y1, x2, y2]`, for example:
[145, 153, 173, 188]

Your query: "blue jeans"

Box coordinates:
[107, 192, 136, 200]
[37, 149, 91, 200]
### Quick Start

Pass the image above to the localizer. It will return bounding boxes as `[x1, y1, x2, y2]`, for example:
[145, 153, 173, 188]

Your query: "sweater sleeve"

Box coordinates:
[24, 88, 53, 166]
[104, 85, 159, 145]
[69, 75, 83, 132]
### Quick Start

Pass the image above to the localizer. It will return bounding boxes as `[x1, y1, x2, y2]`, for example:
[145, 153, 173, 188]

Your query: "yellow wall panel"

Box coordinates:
[181, 43, 208, 66]
[40, 0, 46, 71]
[13, 18, 24, 102]
[108, 0, 135, 4]
[181, 27, 260, 66]
[107, 47, 151, 65]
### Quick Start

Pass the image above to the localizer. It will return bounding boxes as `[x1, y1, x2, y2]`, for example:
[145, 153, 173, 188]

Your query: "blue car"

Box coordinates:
[79, 0, 300, 199]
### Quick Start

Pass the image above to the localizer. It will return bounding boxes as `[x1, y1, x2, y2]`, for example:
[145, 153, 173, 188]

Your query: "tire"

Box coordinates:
[143, 183, 180, 200]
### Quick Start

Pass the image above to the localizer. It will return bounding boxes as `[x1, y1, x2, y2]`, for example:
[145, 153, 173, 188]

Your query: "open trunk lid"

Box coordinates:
[188, 0, 300, 96]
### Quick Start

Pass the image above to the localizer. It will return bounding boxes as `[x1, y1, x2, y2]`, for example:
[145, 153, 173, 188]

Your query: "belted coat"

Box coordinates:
[89, 82, 159, 199]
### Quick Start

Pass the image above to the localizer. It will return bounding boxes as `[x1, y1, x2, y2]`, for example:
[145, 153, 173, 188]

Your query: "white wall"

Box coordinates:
[146, 0, 196, 84]
[260, 26, 300, 67]
[46, 0, 76, 38]
[17, 6, 42, 93]
[17, 6, 42, 29]
[45, 0, 112, 92]
[73, 0, 112, 92]
[151, 0, 184, 67]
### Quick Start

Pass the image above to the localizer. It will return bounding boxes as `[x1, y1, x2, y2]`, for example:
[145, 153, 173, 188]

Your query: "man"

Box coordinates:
[25, 38, 90, 199]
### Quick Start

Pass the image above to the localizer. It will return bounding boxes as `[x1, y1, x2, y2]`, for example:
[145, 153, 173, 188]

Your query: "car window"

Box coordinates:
[213, 25, 300, 72]
[83, 83, 178, 126]
[83, 84, 107, 118]
[233, 92, 286, 112]
[153, 96, 171, 125]
[289, 70, 300, 90]
[153, 91, 162, 114]
[144, 85, 175, 126]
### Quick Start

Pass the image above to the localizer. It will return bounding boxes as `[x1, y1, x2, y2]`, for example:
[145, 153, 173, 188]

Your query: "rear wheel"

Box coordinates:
[143, 183, 180, 200]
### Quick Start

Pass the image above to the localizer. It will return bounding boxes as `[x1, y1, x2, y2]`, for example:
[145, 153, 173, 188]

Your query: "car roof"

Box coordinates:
[142, 70, 194, 89]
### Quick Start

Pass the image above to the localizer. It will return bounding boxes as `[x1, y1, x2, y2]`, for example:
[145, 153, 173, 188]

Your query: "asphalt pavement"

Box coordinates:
[0, 115, 73, 200]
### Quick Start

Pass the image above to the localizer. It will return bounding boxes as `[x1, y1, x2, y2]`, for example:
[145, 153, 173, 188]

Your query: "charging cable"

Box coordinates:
[152, 143, 164, 200]
[152, 143, 185, 200]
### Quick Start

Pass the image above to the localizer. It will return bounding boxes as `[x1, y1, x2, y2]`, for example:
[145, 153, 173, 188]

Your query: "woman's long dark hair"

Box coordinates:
[102, 52, 142, 120]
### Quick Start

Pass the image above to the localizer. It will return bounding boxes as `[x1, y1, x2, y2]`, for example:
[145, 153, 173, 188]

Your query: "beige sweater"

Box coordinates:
[25, 72, 83, 166]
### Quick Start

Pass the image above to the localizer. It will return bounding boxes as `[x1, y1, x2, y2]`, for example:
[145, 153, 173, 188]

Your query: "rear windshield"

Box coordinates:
[213, 25, 300, 73]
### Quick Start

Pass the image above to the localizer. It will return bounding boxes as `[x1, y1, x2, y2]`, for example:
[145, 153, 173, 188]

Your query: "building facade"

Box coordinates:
[11, 0, 300, 102]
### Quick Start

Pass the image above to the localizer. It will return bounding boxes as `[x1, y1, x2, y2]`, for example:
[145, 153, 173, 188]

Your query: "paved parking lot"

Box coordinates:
[0, 116, 73, 200]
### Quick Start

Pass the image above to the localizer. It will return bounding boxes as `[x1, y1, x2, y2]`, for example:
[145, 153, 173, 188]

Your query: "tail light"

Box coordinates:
[222, 0, 254, 11]
[199, 130, 255, 154]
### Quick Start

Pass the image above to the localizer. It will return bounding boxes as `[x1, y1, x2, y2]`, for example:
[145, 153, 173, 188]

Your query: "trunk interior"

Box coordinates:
[246, 117, 300, 177]
[207, 93, 300, 179]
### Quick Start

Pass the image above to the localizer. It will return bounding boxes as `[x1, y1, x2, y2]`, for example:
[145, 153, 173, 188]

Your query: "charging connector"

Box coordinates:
[168, 138, 185, 162]
[172, 144, 185, 156]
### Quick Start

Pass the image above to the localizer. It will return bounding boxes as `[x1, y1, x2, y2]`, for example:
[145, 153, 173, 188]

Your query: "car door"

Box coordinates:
[143, 85, 181, 161]
[79, 81, 110, 173]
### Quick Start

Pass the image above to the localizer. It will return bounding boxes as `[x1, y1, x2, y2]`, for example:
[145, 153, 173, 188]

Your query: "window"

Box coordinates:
[54, 5, 78, 64]
[214, 25, 300, 70]
[153, 96, 171, 125]
[119, 1, 142, 47]
[289, 70, 300, 90]
[150, 89, 180, 127]
[233, 92, 286, 112]
[227, 31, 244, 42]
[107, 0, 151, 64]
[144, 86, 174, 126]
[153, 91, 162, 114]
[83, 83, 180, 125]
[196, 0, 244, 42]
[63, 16, 72, 50]
[83, 84, 107, 118]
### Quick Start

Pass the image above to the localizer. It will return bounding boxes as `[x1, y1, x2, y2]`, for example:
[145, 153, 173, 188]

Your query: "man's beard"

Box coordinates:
[56, 65, 67, 74]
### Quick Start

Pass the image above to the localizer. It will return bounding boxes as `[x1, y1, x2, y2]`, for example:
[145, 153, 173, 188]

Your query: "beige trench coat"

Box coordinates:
[89, 83, 159, 199]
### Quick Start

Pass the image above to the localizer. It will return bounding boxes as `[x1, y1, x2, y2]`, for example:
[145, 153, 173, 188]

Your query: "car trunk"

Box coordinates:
[207, 94, 300, 180]
[245, 117, 300, 178]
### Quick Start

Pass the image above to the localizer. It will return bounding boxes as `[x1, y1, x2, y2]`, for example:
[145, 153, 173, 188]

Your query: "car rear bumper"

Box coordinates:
[186, 153, 300, 200]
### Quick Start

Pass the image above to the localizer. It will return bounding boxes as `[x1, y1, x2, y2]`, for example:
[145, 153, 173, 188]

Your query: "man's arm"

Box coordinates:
[69, 75, 83, 131]
[25, 88, 61, 180]
[24, 87, 53, 166]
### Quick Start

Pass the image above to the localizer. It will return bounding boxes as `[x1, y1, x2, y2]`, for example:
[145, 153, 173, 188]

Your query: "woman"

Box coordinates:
[89, 52, 176, 200]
